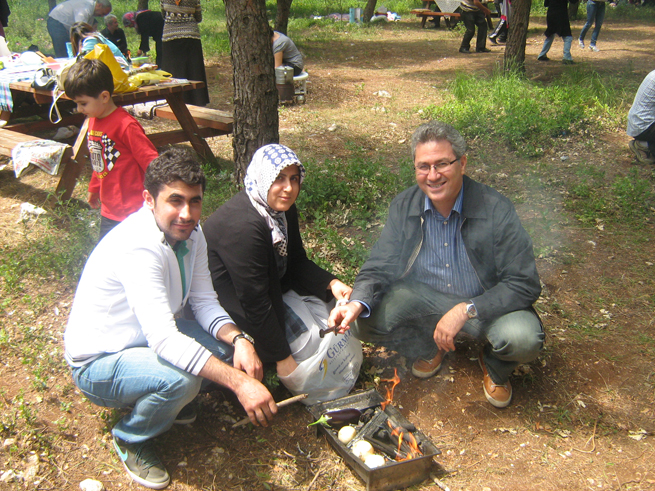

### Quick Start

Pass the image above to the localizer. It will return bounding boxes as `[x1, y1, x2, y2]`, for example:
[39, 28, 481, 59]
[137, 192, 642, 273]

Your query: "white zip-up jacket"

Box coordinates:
[64, 207, 234, 376]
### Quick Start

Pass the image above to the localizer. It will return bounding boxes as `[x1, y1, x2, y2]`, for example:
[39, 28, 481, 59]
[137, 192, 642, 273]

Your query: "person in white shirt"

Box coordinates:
[64, 147, 277, 489]
[47, 0, 112, 58]
[627, 70, 655, 165]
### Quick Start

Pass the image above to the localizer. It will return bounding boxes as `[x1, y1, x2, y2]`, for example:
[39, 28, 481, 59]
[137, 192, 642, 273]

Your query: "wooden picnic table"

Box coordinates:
[4, 80, 220, 201]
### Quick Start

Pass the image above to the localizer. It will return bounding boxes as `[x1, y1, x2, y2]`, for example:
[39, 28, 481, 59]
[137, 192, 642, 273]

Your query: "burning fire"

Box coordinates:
[380, 368, 400, 410]
[387, 420, 423, 460]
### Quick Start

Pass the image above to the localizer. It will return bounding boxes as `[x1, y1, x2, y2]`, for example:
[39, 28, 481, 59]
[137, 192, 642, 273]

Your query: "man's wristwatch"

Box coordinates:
[232, 331, 255, 347]
[465, 302, 478, 319]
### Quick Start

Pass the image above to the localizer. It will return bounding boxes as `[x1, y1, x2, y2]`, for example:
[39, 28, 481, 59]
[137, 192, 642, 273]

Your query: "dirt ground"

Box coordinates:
[1, 13, 654, 491]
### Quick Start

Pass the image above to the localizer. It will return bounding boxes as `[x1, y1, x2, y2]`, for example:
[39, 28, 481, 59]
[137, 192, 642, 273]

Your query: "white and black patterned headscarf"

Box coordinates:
[244, 144, 305, 257]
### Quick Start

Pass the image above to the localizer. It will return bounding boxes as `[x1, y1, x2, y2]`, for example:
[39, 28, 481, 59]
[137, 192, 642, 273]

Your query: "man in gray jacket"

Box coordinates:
[329, 121, 543, 408]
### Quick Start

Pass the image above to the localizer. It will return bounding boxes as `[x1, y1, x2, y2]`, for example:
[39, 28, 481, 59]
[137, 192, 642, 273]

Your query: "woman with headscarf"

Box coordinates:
[158, 0, 209, 106]
[203, 144, 353, 379]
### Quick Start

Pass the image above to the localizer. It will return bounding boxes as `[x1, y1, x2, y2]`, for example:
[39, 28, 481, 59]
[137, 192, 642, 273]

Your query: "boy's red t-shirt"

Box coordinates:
[87, 107, 159, 221]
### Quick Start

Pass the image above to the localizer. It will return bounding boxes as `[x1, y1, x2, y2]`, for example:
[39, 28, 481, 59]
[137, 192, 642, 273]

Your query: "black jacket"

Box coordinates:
[351, 176, 541, 321]
[203, 191, 336, 362]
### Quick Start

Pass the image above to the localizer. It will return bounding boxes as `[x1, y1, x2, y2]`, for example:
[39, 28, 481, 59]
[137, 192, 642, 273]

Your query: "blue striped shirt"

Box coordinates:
[410, 186, 484, 298]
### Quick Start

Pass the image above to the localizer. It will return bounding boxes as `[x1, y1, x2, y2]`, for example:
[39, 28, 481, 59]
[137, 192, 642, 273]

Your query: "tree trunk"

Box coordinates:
[274, 0, 293, 34]
[48, 0, 57, 12]
[363, 0, 377, 23]
[503, 0, 531, 72]
[224, 0, 280, 183]
[137, 0, 149, 10]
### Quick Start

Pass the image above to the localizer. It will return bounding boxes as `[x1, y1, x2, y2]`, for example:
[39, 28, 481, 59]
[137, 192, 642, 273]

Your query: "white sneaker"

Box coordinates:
[579, 39, 585, 49]
[589, 45, 600, 52]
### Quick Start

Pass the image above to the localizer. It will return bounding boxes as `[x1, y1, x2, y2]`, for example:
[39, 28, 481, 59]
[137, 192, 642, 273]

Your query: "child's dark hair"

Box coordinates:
[144, 148, 206, 199]
[64, 58, 114, 99]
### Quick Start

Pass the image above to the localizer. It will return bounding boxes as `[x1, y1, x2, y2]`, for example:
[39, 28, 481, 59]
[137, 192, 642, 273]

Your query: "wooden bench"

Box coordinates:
[152, 104, 233, 147]
[0, 127, 75, 199]
[411, 9, 461, 28]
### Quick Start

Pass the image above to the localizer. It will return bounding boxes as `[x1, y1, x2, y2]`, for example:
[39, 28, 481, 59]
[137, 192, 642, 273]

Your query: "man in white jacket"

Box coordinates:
[64, 148, 277, 489]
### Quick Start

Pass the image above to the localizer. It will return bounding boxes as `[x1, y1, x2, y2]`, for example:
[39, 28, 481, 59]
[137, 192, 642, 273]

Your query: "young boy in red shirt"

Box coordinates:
[65, 58, 159, 240]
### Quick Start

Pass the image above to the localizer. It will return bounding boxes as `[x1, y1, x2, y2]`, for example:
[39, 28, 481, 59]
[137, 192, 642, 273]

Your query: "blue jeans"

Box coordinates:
[539, 35, 573, 61]
[70, 319, 234, 444]
[352, 280, 544, 384]
[579, 0, 606, 47]
[47, 17, 70, 59]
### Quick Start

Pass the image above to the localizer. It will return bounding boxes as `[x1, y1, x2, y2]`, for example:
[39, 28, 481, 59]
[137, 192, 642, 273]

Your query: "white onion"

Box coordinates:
[338, 425, 357, 444]
[352, 440, 375, 459]
[364, 453, 386, 468]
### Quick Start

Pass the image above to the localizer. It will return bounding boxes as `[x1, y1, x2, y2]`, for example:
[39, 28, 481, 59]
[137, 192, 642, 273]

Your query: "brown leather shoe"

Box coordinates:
[412, 350, 446, 378]
[478, 351, 512, 408]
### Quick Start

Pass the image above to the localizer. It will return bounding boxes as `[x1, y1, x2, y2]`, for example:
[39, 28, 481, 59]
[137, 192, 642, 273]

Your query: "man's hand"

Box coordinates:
[328, 301, 364, 334]
[199, 356, 277, 427]
[328, 279, 352, 301]
[234, 376, 278, 427]
[232, 337, 263, 381]
[87, 192, 100, 209]
[433, 302, 468, 352]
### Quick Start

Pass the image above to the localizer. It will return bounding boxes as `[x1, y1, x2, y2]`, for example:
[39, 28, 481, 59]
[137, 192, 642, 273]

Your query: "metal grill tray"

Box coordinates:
[308, 389, 441, 491]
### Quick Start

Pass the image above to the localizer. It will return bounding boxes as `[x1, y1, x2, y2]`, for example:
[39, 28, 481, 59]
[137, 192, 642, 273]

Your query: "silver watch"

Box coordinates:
[465, 302, 478, 319]
[232, 332, 255, 346]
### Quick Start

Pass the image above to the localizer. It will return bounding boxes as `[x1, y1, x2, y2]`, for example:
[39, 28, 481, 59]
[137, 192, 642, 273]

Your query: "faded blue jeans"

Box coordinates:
[70, 319, 233, 444]
[579, 0, 606, 47]
[352, 280, 544, 384]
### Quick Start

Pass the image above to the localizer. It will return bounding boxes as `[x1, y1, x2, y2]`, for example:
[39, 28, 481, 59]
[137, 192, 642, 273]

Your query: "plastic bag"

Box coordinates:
[128, 69, 172, 87]
[278, 290, 363, 405]
[84, 44, 137, 93]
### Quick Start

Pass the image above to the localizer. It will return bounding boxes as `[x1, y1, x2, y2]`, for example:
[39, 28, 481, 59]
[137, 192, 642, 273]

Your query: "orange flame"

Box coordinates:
[380, 368, 400, 410]
[386, 420, 423, 461]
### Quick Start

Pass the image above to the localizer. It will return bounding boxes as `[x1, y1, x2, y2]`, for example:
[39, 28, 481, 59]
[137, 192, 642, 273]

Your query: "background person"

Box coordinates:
[64, 148, 277, 489]
[159, 0, 209, 106]
[0, 0, 10, 39]
[328, 121, 544, 409]
[579, 0, 608, 52]
[627, 69, 655, 164]
[537, 0, 574, 64]
[70, 21, 128, 68]
[459, 0, 492, 53]
[122, 10, 164, 66]
[272, 31, 304, 76]
[204, 144, 353, 379]
[100, 13, 128, 56]
[47, 0, 112, 58]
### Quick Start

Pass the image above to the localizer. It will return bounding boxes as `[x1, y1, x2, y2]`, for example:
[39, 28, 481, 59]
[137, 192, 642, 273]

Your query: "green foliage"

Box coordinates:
[421, 69, 628, 155]
[566, 168, 654, 224]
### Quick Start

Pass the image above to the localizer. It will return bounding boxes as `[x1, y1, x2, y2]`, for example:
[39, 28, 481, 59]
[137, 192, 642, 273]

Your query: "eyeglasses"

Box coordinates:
[414, 158, 459, 175]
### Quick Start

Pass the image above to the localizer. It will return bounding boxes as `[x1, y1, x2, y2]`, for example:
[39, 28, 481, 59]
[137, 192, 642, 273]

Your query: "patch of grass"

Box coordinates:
[421, 69, 629, 155]
[0, 201, 97, 298]
[566, 168, 654, 224]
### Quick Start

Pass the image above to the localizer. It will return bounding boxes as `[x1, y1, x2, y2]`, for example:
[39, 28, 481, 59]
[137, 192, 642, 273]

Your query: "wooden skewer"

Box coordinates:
[232, 393, 308, 428]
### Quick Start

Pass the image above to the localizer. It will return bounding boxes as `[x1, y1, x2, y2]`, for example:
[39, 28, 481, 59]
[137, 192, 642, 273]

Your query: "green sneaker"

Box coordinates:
[113, 437, 170, 489]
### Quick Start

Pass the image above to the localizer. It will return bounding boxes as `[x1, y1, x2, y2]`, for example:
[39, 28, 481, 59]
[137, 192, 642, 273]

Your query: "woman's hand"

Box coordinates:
[328, 279, 352, 301]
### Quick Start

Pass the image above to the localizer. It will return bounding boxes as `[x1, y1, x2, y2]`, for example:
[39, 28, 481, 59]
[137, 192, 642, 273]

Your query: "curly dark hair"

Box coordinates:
[144, 148, 206, 199]
[64, 58, 114, 99]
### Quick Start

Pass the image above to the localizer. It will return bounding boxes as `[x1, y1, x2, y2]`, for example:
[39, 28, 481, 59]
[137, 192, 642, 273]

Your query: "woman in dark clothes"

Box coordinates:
[122, 10, 164, 67]
[203, 144, 354, 380]
[537, 0, 574, 64]
[159, 0, 209, 106]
